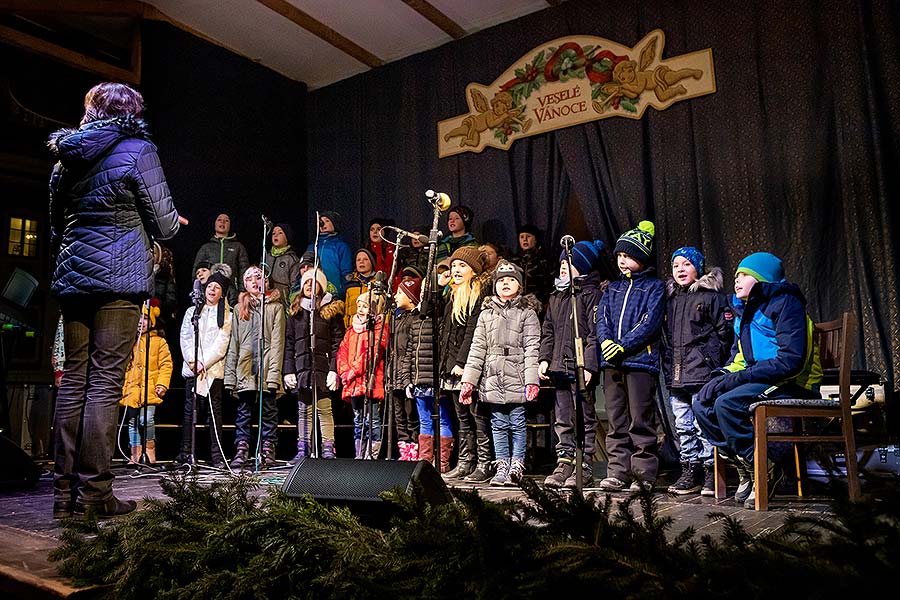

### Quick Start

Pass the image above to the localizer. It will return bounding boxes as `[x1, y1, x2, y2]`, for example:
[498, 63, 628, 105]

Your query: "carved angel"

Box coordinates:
[444, 89, 533, 147]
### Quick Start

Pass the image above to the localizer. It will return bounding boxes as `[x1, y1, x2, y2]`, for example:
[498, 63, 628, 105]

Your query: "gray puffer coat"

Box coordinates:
[461, 294, 541, 404]
[48, 117, 180, 298]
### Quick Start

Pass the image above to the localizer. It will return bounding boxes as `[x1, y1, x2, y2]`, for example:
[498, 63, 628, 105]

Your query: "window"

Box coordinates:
[8, 217, 38, 257]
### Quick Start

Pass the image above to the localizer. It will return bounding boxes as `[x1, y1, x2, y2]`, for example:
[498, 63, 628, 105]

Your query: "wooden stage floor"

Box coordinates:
[0, 459, 840, 599]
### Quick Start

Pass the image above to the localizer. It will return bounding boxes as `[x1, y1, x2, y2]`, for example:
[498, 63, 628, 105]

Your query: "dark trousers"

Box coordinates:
[234, 389, 278, 447]
[54, 297, 139, 505]
[391, 389, 419, 444]
[603, 368, 659, 482]
[553, 378, 598, 457]
[181, 377, 225, 464]
[449, 390, 492, 465]
[692, 381, 818, 463]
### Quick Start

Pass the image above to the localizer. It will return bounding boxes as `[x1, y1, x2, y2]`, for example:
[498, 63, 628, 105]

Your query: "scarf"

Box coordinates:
[271, 245, 292, 257]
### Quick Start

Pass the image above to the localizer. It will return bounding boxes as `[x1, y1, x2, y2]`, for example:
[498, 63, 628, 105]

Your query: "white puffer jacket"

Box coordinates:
[180, 303, 232, 380]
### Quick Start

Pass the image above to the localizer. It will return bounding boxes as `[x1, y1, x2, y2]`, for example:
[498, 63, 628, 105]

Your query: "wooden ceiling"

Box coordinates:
[0, 0, 562, 89]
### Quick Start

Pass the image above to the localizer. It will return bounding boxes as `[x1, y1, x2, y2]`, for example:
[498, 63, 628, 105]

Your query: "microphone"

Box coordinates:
[262, 214, 274, 230]
[383, 225, 429, 245]
[370, 270, 388, 295]
[425, 190, 452, 211]
[560, 234, 576, 249]
[191, 278, 203, 306]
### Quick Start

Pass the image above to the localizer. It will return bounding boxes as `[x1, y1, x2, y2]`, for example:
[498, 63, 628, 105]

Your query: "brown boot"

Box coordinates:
[145, 440, 157, 464]
[418, 434, 434, 462]
[129, 445, 142, 465]
[439, 437, 454, 474]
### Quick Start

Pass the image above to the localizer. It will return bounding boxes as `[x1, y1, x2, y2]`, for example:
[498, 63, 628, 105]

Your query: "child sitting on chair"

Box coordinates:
[692, 252, 822, 508]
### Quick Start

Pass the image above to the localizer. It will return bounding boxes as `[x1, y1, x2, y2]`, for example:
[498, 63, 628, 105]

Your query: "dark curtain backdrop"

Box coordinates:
[141, 21, 308, 307]
[306, 0, 900, 390]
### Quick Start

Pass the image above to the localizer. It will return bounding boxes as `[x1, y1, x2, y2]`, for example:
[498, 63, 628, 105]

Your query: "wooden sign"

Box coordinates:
[438, 30, 715, 157]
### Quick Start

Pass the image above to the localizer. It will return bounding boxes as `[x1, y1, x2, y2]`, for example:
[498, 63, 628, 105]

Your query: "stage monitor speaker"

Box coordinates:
[282, 458, 452, 524]
[0, 433, 42, 490]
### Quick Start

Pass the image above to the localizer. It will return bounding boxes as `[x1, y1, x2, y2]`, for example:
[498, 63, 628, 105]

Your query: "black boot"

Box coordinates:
[230, 440, 250, 470]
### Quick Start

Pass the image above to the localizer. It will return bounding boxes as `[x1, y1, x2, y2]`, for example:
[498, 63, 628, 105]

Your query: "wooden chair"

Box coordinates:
[712, 311, 863, 510]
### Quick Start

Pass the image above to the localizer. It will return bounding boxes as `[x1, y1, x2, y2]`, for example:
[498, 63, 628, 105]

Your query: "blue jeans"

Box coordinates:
[234, 389, 278, 445]
[692, 382, 818, 463]
[351, 396, 382, 442]
[126, 405, 156, 446]
[55, 297, 140, 505]
[490, 404, 526, 461]
[669, 390, 712, 464]
[414, 387, 453, 437]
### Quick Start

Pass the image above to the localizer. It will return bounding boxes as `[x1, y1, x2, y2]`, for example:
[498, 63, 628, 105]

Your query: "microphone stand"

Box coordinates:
[562, 239, 588, 494]
[255, 217, 271, 472]
[136, 298, 160, 472]
[376, 230, 405, 458]
[307, 211, 322, 459]
[421, 203, 444, 473]
[187, 288, 204, 470]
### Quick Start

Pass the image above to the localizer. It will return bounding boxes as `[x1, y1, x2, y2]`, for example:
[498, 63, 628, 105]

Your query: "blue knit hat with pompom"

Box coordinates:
[560, 240, 605, 275]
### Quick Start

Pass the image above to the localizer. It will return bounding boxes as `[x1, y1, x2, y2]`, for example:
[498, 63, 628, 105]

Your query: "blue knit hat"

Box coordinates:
[671, 246, 705, 275]
[560, 240, 605, 275]
[735, 252, 784, 283]
[614, 220, 655, 264]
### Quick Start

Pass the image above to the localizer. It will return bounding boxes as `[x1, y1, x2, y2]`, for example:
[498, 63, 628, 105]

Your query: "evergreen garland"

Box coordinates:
[49, 473, 900, 599]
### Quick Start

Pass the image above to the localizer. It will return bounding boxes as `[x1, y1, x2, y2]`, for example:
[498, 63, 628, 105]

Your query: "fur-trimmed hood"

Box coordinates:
[48, 116, 150, 167]
[319, 299, 345, 321]
[666, 266, 724, 297]
[482, 293, 542, 314]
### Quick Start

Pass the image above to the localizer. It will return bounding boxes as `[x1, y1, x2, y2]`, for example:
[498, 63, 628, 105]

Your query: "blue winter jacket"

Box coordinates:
[307, 232, 353, 300]
[720, 281, 822, 391]
[597, 268, 666, 374]
[48, 117, 180, 299]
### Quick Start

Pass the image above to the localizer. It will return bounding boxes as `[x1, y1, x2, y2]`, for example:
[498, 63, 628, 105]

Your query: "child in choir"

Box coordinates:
[344, 248, 379, 327]
[387, 277, 422, 460]
[438, 246, 493, 482]
[120, 303, 172, 464]
[225, 265, 285, 470]
[596, 221, 666, 492]
[176, 270, 232, 468]
[283, 268, 345, 462]
[400, 280, 455, 472]
[337, 290, 389, 459]
[662, 247, 733, 495]
[693, 252, 821, 508]
[540, 240, 607, 488]
[461, 260, 541, 486]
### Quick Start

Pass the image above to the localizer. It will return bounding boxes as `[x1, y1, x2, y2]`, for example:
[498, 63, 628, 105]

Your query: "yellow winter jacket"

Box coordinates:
[121, 331, 173, 408]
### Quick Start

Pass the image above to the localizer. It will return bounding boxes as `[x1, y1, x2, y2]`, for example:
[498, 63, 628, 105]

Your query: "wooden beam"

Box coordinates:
[0, 23, 139, 83]
[0, 0, 145, 16]
[545, 0, 563, 7]
[254, 0, 383, 68]
[401, 0, 466, 40]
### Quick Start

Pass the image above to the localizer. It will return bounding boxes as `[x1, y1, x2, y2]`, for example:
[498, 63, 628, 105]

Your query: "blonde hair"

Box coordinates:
[451, 273, 483, 324]
[357, 291, 386, 315]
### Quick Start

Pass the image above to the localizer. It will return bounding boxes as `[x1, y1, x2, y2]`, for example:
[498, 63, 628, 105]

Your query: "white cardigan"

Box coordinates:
[180, 303, 232, 380]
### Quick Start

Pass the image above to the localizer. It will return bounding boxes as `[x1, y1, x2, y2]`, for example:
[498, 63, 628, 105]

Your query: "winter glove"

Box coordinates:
[341, 368, 356, 386]
[451, 365, 465, 378]
[538, 361, 550, 380]
[155, 385, 167, 398]
[584, 370, 593, 386]
[710, 367, 729, 378]
[460, 381, 475, 405]
[284, 373, 298, 390]
[525, 384, 540, 402]
[601, 340, 624, 361]
[326, 371, 339, 391]
[697, 376, 730, 407]
[405, 383, 414, 399]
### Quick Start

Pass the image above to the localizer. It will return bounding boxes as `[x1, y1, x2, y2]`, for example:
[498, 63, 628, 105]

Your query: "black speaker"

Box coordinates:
[0, 433, 42, 490]
[282, 458, 452, 524]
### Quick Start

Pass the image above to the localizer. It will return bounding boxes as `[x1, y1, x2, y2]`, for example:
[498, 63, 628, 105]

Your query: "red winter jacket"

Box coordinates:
[336, 316, 389, 400]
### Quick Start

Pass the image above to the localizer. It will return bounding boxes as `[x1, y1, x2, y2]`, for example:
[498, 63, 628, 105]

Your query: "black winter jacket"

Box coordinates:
[539, 272, 606, 378]
[661, 268, 734, 390]
[387, 308, 416, 391]
[283, 299, 345, 392]
[400, 310, 435, 388]
[48, 117, 180, 298]
[437, 276, 490, 378]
